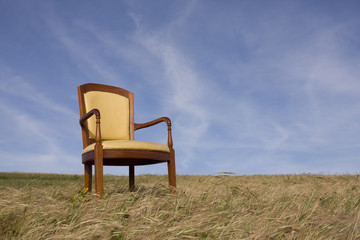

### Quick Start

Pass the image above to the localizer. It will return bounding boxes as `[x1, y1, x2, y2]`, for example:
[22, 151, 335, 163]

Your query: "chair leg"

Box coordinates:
[94, 142, 104, 194]
[129, 165, 135, 191]
[84, 164, 92, 192]
[168, 149, 176, 192]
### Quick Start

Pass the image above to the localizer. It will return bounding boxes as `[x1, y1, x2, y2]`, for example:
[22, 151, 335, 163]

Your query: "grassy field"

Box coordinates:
[0, 172, 359, 239]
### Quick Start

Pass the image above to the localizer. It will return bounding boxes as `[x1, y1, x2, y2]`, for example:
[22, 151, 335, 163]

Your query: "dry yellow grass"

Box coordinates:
[0, 173, 359, 239]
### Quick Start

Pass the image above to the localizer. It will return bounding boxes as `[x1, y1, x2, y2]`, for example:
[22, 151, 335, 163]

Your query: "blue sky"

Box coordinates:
[1, 0, 360, 175]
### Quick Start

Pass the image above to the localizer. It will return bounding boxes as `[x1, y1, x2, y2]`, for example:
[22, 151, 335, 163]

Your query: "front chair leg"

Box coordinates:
[94, 142, 104, 195]
[84, 164, 92, 191]
[168, 149, 176, 193]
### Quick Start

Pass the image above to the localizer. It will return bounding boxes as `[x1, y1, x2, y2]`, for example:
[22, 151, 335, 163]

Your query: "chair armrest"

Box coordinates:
[79, 109, 101, 143]
[79, 109, 100, 127]
[134, 117, 173, 148]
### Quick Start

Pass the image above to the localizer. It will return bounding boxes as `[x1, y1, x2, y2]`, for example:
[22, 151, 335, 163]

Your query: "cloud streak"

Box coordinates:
[130, 23, 211, 169]
[123, 1, 360, 174]
[0, 61, 80, 173]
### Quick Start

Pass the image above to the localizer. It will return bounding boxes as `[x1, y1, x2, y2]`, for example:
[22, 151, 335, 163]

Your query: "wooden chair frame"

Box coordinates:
[77, 83, 176, 194]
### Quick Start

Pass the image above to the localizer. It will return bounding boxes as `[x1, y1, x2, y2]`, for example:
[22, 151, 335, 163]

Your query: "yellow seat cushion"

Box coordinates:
[82, 140, 170, 155]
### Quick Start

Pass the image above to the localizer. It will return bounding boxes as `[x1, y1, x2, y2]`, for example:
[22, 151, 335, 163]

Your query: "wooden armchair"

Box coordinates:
[77, 83, 176, 194]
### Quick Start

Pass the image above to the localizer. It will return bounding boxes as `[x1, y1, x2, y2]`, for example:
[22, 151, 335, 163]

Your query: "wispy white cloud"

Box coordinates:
[0, 60, 77, 119]
[43, 16, 123, 85]
[0, 61, 80, 173]
[122, 1, 360, 174]
[131, 33, 210, 169]
[0, 100, 81, 173]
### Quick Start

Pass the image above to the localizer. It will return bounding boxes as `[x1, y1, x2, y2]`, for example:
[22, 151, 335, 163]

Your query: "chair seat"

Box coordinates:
[82, 140, 170, 155]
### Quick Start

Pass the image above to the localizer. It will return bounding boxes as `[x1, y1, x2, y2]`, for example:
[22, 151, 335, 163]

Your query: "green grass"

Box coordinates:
[1, 172, 360, 239]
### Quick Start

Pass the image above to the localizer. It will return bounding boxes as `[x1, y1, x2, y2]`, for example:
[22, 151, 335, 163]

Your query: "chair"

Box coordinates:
[77, 83, 176, 194]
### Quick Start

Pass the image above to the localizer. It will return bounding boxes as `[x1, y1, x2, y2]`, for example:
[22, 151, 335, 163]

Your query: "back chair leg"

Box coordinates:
[84, 164, 92, 191]
[129, 165, 135, 191]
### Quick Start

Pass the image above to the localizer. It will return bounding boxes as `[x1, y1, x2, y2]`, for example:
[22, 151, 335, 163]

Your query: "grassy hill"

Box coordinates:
[0, 172, 359, 239]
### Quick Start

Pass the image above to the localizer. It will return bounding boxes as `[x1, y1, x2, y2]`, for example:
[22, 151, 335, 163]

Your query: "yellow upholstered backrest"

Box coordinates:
[84, 91, 130, 140]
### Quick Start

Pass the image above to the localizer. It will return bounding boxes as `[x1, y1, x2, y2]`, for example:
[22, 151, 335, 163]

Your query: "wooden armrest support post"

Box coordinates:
[134, 117, 173, 148]
[79, 109, 101, 144]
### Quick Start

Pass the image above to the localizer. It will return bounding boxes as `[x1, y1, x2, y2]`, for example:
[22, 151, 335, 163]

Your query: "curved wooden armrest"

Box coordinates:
[79, 109, 101, 143]
[134, 117, 173, 148]
[134, 117, 171, 130]
[79, 109, 100, 126]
